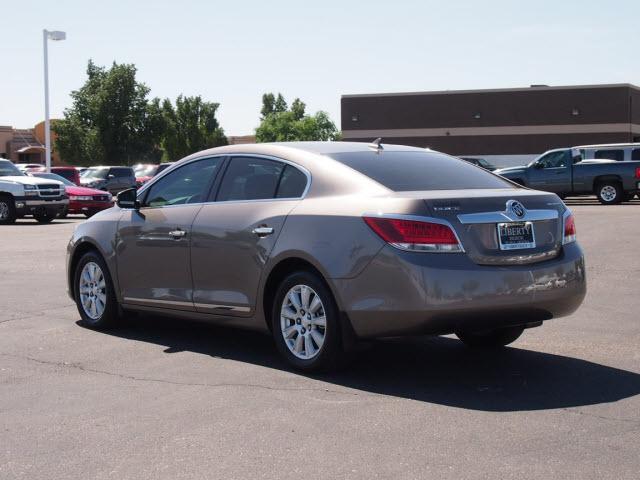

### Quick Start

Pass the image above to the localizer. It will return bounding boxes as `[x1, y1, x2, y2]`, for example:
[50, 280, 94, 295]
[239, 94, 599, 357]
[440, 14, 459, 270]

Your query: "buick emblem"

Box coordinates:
[506, 200, 526, 218]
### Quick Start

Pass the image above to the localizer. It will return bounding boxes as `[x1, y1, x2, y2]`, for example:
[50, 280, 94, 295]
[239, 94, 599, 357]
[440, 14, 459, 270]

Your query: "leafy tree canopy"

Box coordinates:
[54, 60, 164, 166]
[161, 95, 227, 161]
[255, 93, 340, 143]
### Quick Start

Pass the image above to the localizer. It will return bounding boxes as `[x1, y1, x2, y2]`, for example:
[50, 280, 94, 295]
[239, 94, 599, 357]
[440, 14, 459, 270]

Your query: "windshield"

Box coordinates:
[81, 167, 109, 180]
[477, 158, 494, 169]
[134, 164, 158, 177]
[328, 150, 515, 191]
[0, 160, 23, 177]
[31, 172, 74, 186]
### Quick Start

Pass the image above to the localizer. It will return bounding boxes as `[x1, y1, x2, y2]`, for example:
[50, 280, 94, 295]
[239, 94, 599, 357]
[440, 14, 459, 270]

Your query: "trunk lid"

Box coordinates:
[415, 189, 565, 265]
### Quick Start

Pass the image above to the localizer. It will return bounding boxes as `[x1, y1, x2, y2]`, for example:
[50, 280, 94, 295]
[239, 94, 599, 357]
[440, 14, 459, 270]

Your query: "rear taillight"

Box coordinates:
[563, 212, 576, 244]
[363, 216, 463, 252]
[635, 167, 640, 179]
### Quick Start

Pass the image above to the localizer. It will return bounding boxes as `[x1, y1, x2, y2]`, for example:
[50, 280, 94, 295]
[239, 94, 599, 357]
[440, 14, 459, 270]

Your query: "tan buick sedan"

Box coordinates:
[67, 142, 586, 371]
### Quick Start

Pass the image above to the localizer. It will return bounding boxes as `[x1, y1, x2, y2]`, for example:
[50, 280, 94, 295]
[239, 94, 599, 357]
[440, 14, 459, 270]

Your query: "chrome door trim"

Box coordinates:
[457, 209, 559, 224]
[193, 303, 251, 313]
[123, 297, 194, 308]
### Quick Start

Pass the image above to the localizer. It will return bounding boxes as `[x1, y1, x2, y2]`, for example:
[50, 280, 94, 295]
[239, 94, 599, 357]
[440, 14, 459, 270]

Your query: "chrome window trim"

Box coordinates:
[362, 213, 465, 253]
[457, 209, 559, 224]
[133, 153, 311, 209]
[214, 153, 312, 203]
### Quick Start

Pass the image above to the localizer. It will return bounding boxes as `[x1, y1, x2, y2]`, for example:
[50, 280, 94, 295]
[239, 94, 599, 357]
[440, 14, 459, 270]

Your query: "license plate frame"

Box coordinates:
[497, 221, 536, 250]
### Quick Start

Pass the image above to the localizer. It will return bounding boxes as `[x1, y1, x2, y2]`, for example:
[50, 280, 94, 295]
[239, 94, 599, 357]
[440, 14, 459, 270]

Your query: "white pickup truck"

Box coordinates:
[0, 159, 68, 224]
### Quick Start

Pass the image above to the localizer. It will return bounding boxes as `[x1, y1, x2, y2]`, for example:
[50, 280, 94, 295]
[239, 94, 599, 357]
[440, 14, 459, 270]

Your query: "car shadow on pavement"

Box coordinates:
[82, 315, 640, 413]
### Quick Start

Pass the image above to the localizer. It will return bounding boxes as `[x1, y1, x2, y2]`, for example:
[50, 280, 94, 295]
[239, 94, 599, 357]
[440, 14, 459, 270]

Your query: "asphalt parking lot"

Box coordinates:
[1, 201, 639, 480]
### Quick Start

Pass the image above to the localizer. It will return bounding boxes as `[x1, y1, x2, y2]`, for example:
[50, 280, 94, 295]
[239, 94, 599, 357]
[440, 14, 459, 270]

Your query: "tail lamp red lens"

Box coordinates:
[563, 213, 576, 244]
[635, 167, 640, 179]
[363, 216, 463, 252]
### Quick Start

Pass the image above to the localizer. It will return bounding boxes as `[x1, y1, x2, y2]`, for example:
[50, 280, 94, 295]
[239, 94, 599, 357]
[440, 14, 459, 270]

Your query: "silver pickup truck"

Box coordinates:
[0, 159, 68, 224]
[494, 148, 640, 204]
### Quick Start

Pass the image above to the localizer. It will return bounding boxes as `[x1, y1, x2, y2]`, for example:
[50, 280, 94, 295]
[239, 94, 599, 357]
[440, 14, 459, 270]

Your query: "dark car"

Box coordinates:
[495, 148, 640, 204]
[79, 166, 136, 194]
[51, 166, 81, 186]
[460, 157, 497, 171]
[66, 142, 586, 371]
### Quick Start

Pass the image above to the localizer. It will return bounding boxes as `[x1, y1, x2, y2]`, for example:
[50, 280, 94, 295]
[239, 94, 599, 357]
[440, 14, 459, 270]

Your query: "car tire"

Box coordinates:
[271, 271, 345, 372]
[0, 195, 17, 225]
[58, 206, 68, 219]
[596, 182, 622, 205]
[84, 210, 98, 218]
[33, 210, 56, 223]
[456, 326, 524, 348]
[73, 251, 120, 329]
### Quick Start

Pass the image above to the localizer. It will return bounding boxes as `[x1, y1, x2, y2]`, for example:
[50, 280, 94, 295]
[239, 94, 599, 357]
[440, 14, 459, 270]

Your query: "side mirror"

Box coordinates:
[533, 162, 544, 169]
[117, 188, 140, 209]
[108, 174, 115, 179]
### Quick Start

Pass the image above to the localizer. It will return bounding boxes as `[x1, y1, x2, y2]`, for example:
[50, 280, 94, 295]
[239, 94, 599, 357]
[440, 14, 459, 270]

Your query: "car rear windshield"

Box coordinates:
[327, 151, 514, 191]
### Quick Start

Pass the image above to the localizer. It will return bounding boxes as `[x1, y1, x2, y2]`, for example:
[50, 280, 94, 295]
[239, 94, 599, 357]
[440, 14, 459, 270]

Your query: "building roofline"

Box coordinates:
[341, 83, 640, 99]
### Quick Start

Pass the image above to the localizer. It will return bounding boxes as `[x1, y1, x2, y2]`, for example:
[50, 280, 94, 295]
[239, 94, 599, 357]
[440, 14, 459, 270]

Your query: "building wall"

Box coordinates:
[33, 120, 61, 165]
[0, 126, 13, 158]
[341, 84, 640, 164]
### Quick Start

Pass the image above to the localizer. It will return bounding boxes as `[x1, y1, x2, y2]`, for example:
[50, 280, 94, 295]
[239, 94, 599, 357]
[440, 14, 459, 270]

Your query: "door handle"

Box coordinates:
[169, 229, 187, 239]
[252, 226, 274, 237]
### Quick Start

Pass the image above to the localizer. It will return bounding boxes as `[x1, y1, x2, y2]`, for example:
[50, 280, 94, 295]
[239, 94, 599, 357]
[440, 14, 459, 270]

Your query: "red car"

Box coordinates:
[30, 172, 114, 217]
[51, 166, 81, 186]
[133, 162, 174, 187]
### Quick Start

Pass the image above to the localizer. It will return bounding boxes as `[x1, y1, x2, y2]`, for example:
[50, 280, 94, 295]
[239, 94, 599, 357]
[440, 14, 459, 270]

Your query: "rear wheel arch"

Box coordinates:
[262, 257, 338, 332]
[592, 175, 622, 191]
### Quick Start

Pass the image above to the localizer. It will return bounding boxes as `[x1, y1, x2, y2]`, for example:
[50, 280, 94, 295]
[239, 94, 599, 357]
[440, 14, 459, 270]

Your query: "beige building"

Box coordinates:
[0, 121, 61, 165]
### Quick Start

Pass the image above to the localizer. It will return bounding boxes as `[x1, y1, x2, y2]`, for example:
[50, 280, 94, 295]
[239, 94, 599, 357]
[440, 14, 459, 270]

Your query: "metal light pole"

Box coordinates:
[43, 29, 66, 172]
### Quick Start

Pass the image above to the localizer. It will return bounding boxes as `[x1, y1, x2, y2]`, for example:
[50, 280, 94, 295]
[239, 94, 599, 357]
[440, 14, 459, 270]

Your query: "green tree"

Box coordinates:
[255, 93, 340, 142]
[161, 95, 227, 161]
[54, 60, 164, 165]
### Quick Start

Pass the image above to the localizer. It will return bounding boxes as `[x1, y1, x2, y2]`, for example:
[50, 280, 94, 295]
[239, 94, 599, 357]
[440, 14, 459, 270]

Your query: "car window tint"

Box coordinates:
[275, 165, 307, 198]
[217, 157, 285, 201]
[328, 151, 514, 191]
[632, 149, 640, 161]
[144, 158, 221, 207]
[594, 149, 624, 161]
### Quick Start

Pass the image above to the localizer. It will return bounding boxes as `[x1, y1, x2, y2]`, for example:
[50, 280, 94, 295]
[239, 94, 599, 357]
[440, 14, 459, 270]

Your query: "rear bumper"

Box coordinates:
[333, 243, 586, 338]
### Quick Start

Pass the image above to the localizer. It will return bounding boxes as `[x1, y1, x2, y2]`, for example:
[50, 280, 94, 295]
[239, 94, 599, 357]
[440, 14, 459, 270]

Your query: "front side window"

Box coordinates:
[144, 158, 221, 207]
[217, 157, 285, 201]
[537, 151, 569, 169]
[595, 149, 624, 161]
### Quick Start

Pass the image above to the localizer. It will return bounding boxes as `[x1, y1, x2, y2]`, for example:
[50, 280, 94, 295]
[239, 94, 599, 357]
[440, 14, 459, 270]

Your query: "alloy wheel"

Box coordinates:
[79, 262, 107, 320]
[280, 284, 326, 360]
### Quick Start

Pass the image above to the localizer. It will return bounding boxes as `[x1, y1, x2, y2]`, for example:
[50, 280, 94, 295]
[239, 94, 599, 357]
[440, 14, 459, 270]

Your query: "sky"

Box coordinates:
[1, 0, 639, 135]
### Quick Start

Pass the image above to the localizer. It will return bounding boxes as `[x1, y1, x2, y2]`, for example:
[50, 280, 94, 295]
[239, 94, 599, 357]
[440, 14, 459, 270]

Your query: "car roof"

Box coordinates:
[576, 143, 640, 148]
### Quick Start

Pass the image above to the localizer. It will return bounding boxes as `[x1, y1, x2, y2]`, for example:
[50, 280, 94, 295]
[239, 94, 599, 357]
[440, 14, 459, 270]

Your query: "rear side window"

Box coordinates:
[632, 149, 640, 161]
[594, 149, 624, 161]
[328, 151, 514, 191]
[217, 157, 285, 201]
[276, 165, 307, 198]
